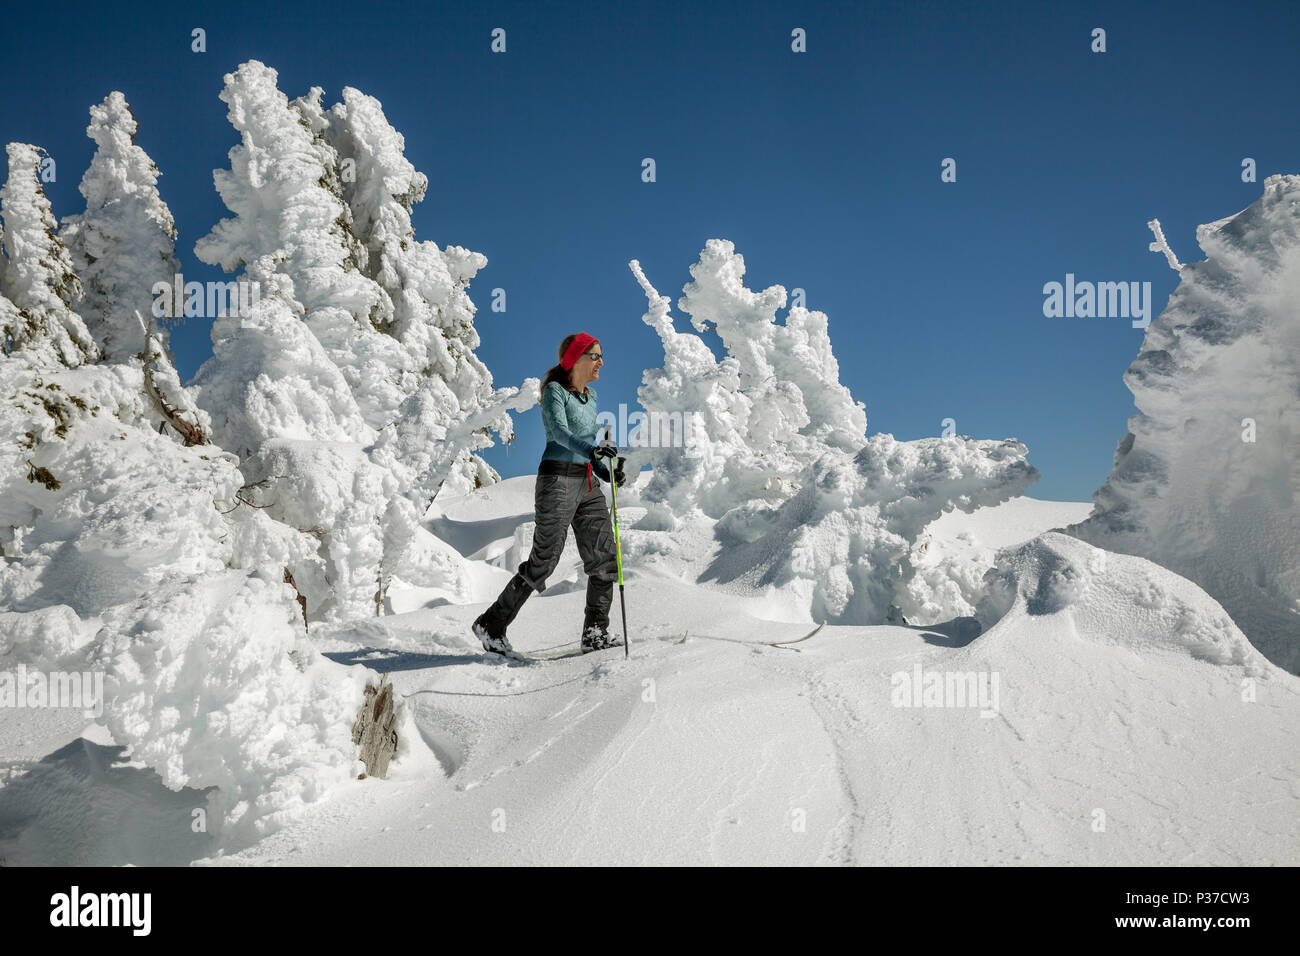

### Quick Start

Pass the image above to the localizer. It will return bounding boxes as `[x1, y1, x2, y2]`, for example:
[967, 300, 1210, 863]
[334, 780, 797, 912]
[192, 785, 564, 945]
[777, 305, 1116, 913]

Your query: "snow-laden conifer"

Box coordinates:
[1071, 175, 1300, 673]
[0, 143, 98, 367]
[61, 93, 181, 362]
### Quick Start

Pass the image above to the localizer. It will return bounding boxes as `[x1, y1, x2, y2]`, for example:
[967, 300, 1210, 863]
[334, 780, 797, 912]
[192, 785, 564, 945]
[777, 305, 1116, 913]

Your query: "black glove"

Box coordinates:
[593, 438, 618, 460]
[613, 463, 626, 488]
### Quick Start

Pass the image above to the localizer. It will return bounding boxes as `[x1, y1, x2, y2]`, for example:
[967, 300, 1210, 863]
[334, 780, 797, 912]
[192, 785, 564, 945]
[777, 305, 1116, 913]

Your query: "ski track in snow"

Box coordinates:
[201, 583, 1299, 866]
[4, 491, 1298, 866]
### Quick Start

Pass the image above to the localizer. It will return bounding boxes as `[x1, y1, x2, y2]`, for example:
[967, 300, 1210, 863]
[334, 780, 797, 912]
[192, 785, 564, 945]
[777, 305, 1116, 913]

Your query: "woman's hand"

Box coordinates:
[613, 463, 627, 487]
[593, 438, 618, 460]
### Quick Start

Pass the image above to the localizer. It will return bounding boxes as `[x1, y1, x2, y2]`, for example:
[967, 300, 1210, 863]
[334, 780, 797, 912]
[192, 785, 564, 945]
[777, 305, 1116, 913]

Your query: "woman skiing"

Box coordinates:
[472, 332, 626, 658]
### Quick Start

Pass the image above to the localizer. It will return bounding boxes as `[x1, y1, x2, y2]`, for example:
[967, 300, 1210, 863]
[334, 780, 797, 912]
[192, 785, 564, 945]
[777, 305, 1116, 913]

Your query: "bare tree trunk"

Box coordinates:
[352, 674, 398, 779]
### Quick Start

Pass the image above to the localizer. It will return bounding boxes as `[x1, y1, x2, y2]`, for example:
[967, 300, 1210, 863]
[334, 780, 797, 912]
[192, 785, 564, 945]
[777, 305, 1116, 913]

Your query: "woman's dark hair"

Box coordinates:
[542, 333, 582, 393]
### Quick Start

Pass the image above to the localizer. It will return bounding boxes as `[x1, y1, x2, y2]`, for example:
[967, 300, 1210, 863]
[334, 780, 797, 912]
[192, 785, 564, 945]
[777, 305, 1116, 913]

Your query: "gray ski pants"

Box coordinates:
[482, 465, 618, 636]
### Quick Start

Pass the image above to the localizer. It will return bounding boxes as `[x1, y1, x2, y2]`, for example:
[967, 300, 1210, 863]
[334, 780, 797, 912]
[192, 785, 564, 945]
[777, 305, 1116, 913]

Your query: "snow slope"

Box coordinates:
[4, 480, 1293, 865]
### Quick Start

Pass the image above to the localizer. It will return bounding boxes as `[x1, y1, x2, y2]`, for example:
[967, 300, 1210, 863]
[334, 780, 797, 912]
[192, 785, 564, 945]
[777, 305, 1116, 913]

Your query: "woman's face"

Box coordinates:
[575, 344, 603, 385]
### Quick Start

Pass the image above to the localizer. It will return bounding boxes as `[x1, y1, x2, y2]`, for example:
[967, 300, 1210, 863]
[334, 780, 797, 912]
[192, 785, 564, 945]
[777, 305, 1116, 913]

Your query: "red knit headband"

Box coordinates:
[561, 332, 599, 370]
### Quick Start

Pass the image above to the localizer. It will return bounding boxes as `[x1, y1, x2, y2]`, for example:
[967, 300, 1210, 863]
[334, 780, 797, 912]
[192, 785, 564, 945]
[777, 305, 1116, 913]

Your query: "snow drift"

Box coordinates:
[978, 532, 1266, 674]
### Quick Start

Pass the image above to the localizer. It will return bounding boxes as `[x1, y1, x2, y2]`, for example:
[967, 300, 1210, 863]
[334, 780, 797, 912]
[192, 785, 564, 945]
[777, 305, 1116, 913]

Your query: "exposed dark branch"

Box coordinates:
[135, 310, 209, 446]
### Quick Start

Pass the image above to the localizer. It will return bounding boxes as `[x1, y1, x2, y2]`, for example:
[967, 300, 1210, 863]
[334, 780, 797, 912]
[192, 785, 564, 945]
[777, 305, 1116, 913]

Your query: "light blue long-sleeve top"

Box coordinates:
[540, 380, 611, 481]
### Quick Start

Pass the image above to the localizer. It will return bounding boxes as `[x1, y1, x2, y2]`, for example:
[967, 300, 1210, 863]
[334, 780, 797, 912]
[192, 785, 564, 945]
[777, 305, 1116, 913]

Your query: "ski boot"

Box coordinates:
[472, 616, 524, 661]
[580, 624, 624, 653]
[471, 574, 534, 660]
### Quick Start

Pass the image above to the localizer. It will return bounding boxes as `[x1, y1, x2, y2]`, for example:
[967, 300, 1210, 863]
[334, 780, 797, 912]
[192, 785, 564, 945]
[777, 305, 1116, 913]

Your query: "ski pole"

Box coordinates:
[605, 426, 630, 658]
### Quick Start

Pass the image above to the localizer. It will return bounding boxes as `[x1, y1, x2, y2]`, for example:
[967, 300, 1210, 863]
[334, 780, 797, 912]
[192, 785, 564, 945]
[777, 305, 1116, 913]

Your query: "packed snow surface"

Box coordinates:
[4, 477, 1294, 865]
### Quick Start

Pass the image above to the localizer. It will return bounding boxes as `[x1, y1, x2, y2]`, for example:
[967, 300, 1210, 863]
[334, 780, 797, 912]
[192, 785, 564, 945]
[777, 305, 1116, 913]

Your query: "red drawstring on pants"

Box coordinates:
[585, 461, 592, 492]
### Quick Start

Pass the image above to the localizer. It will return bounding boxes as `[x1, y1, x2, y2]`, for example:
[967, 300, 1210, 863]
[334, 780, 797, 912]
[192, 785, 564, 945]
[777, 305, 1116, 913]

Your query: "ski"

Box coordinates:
[530, 642, 622, 661]
[480, 648, 531, 664]
[479, 640, 625, 663]
[675, 621, 824, 650]
[767, 622, 824, 646]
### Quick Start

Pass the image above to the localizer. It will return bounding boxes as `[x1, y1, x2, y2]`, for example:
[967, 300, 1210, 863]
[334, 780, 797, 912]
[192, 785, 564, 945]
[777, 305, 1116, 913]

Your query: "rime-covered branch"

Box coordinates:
[1147, 218, 1183, 272]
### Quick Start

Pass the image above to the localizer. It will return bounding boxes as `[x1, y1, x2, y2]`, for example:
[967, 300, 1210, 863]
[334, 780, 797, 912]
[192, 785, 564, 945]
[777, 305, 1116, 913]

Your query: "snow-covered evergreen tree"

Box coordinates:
[678, 239, 868, 457]
[1, 95, 406, 839]
[0, 143, 98, 368]
[0, 264, 384, 843]
[627, 257, 755, 526]
[192, 61, 531, 620]
[1070, 174, 1300, 674]
[323, 85, 507, 496]
[194, 62, 389, 444]
[627, 241, 1038, 624]
[627, 241, 868, 528]
[60, 92, 181, 362]
[0, 219, 20, 355]
[192, 256, 372, 454]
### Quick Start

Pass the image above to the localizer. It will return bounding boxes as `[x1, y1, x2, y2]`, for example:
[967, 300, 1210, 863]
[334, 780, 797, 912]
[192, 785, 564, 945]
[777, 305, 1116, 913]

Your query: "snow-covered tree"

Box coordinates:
[190, 255, 400, 620]
[627, 242, 868, 528]
[369, 374, 541, 506]
[0, 143, 98, 367]
[627, 241, 1039, 624]
[624, 239, 868, 522]
[192, 61, 532, 621]
[323, 85, 507, 495]
[192, 257, 372, 454]
[678, 239, 868, 457]
[0, 227, 20, 355]
[60, 92, 181, 362]
[1070, 174, 1300, 674]
[0, 288, 393, 841]
[626, 256, 753, 527]
[194, 62, 390, 442]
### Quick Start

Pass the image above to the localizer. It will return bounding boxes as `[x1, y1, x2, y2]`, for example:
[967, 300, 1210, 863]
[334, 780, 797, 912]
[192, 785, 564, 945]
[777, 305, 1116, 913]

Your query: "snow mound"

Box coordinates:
[1071, 174, 1300, 674]
[902, 498, 1094, 624]
[703, 434, 1038, 624]
[0, 604, 92, 670]
[95, 566, 384, 842]
[978, 531, 1266, 674]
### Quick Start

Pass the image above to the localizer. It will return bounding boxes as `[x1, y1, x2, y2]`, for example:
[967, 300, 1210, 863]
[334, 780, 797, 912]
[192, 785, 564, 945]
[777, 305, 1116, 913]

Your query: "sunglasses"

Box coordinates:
[584, 350, 604, 362]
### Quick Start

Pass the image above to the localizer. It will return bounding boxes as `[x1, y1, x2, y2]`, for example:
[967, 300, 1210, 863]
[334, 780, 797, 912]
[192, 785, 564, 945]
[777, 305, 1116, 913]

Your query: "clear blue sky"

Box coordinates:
[3, 0, 1298, 499]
